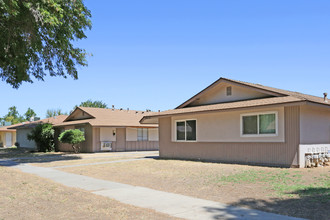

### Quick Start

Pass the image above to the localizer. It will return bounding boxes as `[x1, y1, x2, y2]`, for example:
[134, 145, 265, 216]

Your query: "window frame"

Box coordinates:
[175, 119, 197, 142]
[240, 111, 278, 137]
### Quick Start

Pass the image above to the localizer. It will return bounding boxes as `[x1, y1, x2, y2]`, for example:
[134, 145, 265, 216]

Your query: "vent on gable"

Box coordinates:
[226, 86, 232, 96]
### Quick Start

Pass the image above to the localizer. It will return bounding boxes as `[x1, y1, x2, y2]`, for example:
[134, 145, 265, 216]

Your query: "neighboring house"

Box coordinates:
[9, 115, 67, 150]
[54, 107, 159, 153]
[0, 125, 17, 148]
[141, 77, 330, 167]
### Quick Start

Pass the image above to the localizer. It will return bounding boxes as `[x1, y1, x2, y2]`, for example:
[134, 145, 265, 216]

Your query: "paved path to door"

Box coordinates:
[0, 160, 303, 220]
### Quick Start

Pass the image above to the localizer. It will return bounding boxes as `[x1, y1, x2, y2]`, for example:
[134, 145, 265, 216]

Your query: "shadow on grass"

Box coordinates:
[203, 187, 329, 220]
[0, 147, 81, 166]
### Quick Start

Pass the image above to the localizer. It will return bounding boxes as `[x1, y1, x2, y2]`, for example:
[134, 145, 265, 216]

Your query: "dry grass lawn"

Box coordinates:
[0, 166, 178, 220]
[28, 157, 143, 167]
[60, 159, 330, 220]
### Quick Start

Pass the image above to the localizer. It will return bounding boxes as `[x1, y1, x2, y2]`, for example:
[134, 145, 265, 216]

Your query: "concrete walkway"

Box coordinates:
[0, 161, 304, 220]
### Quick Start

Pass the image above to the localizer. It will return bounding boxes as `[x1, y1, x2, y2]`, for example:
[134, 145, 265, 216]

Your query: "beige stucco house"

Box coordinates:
[0, 125, 16, 148]
[10, 115, 67, 150]
[54, 107, 159, 152]
[141, 77, 330, 167]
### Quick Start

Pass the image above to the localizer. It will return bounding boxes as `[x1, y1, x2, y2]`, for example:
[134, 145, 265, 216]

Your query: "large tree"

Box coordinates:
[76, 99, 108, 109]
[46, 109, 66, 118]
[24, 107, 36, 121]
[3, 106, 25, 124]
[0, 0, 92, 88]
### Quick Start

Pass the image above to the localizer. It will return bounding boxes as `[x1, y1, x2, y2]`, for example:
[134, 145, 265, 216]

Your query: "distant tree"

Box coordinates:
[46, 109, 66, 118]
[24, 108, 37, 121]
[0, 0, 92, 88]
[3, 106, 25, 124]
[27, 123, 55, 152]
[59, 129, 85, 153]
[75, 99, 108, 109]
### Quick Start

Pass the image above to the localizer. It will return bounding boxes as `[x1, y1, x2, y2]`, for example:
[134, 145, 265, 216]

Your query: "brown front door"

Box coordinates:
[115, 128, 126, 151]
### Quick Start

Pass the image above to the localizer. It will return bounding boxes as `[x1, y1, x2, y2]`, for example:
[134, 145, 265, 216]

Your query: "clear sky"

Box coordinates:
[1, 0, 330, 118]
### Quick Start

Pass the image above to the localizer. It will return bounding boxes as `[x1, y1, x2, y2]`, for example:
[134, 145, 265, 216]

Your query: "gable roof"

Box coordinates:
[55, 107, 158, 128]
[141, 77, 329, 124]
[176, 77, 329, 109]
[9, 115, 68, 129]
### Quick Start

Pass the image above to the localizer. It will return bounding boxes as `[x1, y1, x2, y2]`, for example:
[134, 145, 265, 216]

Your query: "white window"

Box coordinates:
[176, 120, 196, 141]
[137, 128, 148, 141]
[241, 112, 277, 136]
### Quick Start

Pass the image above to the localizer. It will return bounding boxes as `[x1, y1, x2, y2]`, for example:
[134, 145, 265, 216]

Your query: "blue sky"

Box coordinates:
[1, 0, 330, 118]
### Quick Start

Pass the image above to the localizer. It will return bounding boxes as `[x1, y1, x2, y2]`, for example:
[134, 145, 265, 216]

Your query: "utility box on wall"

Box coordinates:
[101, 141, 112, 151]
[299, 144, 330, 168]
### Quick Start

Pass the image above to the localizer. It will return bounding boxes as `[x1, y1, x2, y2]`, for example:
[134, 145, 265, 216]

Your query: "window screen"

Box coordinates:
[186, 120, 196, 141]
[176, 121, 185, 141]
[259, 114, 276, 134]
[242, 115, 258, 134]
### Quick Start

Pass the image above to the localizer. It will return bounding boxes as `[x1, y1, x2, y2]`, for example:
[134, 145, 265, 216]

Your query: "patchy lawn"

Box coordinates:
[0, 147, 67, 159]
[0, 166, 177, 220]
[59, 159, 330, 220]
[28, 157, 145, 168]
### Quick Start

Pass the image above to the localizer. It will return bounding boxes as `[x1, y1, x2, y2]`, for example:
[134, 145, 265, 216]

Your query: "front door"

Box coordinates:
[115, 128, 126, 151]
[5, 133, 12, 147]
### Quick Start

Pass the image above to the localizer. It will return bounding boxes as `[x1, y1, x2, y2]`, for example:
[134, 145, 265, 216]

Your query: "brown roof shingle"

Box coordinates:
[141, 77, 329, 123]
[141, 96, 303, 123]
[9, 115, 68, 129]
[55, 107, 158, 128]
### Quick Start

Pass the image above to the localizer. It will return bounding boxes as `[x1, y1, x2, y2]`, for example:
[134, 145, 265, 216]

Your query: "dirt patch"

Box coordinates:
[0, 166, 178, 220]
[60, 159, 330, 220]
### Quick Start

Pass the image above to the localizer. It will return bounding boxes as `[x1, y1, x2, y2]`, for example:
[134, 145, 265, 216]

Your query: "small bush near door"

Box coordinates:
[58, 129, 85, 153]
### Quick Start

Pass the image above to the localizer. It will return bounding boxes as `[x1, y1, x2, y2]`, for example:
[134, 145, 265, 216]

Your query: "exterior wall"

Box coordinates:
[187, 82, 271, 107]
[300, 105, 330, 144]
[159, 106, 300, 167]
[125, 141, 159, 151]
[92, 127, 159, 152]
[58, 125, 160, 153]
[0, 131, 16, 148]
[171, 107, 285, 142]
[125, 128, 159, 141]
[57, 124, 93, 153]
[100, 127, 116, 142]
[16, 128, 37, 149]
[126, 128, 138, 141]
[148, 128, 159, 141]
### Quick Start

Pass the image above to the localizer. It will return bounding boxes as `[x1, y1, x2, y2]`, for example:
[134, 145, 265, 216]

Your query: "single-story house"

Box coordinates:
[0, 125, 17, 148]
[141, 77, 330, 167]
[9, 115, 67, 150]
[54, 107, 159, 152]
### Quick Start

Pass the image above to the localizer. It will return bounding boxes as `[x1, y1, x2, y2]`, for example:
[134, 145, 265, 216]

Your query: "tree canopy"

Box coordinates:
[46, 109, 66, 118]
[76, 99, 108, 109]
[1, 106, 37, 125]
[24, 107, 36, 121]
[2, 106, 24, 124]
[27, 123, 55, 152]
[59, 129, 85, 153]
[0, 0, 92, 88]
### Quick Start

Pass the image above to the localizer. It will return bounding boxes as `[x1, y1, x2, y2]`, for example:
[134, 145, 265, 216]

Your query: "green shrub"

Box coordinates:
[59, 129, 85, 153]
[27, 123, 55, 152]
